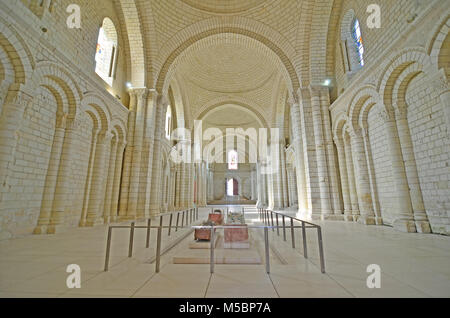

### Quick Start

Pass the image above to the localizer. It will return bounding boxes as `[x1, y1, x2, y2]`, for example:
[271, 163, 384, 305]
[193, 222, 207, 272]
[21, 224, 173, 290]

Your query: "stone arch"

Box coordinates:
[81, 94, 111, 133]
[111, 117, 127, 144]
[155, 19, 301, 94]
[30, 62, 82, 119]
[195, 96, 270, 129]
[117, 0, 147, 87]
[378, 48, 435, 99]
[427, 15, 449, 77]
[332, 112, 348, 141]
[0, 16, 34, 85]
[169, 76, 188, 129]
[347, 86, 380, 132]
[392, 63, 424, 114]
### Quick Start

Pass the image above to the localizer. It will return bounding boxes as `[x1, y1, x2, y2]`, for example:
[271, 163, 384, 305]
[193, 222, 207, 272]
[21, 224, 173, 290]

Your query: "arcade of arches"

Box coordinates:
[0, 0, 449, 298]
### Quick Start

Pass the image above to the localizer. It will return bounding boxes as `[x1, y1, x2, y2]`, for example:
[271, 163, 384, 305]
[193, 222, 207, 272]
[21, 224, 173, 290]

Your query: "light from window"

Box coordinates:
[95, 18, 118, 86]
[352, 19, 364, 66]
[165, 106, 172, 139]
[227, 178, 234, 196]
[228, 150, 238, 170]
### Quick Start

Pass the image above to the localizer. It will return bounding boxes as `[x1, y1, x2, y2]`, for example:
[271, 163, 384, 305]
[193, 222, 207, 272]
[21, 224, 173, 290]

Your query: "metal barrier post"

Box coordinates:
[210, 226, 215, 274]
[276, 214, 279, 236]
[302, 221, 308, 258]
[155, 225, 162, 273]
[104, 226, 112, 271]
[175, 212, 180, 231]
[168, 214, 173, 236]
[146, 219, 152, 248]
[317, 227, 325, 273]
[271, 212, 274, 232]
[181, 210, 185, 227]
[264, 227, 270, 274]
[282, 215, 286, 241]
[290, 218, 295, 248]
[128, 222, 135, 257]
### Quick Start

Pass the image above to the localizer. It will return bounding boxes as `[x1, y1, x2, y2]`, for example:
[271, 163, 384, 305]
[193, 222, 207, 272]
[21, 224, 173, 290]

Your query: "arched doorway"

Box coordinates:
[226, 178, 239, 196]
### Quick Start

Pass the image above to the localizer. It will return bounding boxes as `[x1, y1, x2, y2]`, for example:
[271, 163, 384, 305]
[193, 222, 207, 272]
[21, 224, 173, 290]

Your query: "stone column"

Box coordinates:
[395, 107, 431, 232]
[34, 114, 68, 234]
[149, 95, 167, 216]
[310, 87, 332, 218]
[110, 142, 126, 222]
[118, 92, 137, 220]
[85, 132, 113, 227]
[289, 99, 307, 213]
[379, 109, 416, 232]
[378, 109, 415, 231]
[48, 117, 81, 233]
[349, 127, 376, 225]
[0, 87, 32, 196]
[103, 136, 118, 223]
[343, 132, 359, 220]
[361, 125, 382, 224]
[334, 138, 352, 220]
[320, 89, 343, 217]
[128, 88, 148, 219]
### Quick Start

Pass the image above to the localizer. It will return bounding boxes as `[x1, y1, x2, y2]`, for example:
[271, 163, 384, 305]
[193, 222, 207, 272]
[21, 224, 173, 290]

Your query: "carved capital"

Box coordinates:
[430, 69, 449, 94]
[377, 108, 394, 123]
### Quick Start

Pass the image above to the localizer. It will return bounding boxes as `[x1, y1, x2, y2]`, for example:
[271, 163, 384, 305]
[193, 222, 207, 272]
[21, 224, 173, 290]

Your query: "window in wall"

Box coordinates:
[165, 105, 172, 139]
[352, 18, 364, 66]
[228, 150, 238, 170]
[95, 18, 118, 86]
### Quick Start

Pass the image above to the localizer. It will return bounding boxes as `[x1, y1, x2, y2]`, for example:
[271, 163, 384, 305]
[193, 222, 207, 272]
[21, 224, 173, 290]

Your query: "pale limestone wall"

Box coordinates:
[330, 1, 450, 234]
[0, 1, 129, 239]
[405, 73, 450, 232]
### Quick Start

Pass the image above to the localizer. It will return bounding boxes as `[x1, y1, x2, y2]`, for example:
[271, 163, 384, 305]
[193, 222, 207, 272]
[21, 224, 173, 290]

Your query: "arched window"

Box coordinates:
[228, 150, 238, 170]
[165, 105, 172, 140]
[351, 18, 365, 66]
[340, 10, 365, 75]
[95, 18, 118, 86]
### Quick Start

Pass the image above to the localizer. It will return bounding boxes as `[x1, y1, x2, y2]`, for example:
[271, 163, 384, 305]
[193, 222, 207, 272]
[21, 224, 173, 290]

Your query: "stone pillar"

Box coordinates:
[349, 127, 376, 225]
[0, 87, 32, 196]
[149, 95, 167, 215]
[320, 89, 342, 217]
[361, 126, 382, 224]
[118, 92, 137, 220]
[289, 98, 307, 213]
[85, 132, 113, 227]
[334, 138, 352, 220]
[395, 107, 431, 232]
[128, 88, 148, 219]
[103, 136, 118, 223]
[34, 114, 68, 234]
[343, 132, 359, 220]
[310, 87, 332, 218]
[110, 142, 126, 222]
[376, 109, 415, 232]
[48, 118, 81, 233]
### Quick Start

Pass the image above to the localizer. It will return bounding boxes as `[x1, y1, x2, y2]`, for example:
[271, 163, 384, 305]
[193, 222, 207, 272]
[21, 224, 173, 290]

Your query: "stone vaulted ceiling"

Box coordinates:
[115, 0, 341, 128]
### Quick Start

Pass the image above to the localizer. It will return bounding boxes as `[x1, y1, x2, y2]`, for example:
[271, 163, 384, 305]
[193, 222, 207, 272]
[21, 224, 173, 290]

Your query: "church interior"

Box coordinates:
[0, 0, 449, 298]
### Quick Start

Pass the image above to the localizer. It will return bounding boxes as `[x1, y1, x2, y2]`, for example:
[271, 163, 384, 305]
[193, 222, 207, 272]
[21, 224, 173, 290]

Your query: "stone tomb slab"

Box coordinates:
[188, 234, 220, 249]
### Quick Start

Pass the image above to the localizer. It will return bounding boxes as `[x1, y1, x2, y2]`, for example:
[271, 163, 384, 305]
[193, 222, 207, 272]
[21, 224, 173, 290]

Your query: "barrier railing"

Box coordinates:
[254, 208, 325, 273]
[104, 207, 199, 272]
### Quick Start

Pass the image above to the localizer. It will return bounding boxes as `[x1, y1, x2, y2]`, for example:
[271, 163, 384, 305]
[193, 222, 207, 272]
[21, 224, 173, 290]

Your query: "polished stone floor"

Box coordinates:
[0, 207, 449, 298]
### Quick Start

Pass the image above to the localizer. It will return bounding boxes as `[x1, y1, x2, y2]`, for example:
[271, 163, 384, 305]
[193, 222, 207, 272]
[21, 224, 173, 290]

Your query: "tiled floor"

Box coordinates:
[0, 207, 449, 298]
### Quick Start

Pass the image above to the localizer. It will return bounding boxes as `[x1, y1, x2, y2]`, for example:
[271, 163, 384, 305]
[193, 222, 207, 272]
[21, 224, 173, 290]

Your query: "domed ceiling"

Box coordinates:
[179, 0, 267, 14]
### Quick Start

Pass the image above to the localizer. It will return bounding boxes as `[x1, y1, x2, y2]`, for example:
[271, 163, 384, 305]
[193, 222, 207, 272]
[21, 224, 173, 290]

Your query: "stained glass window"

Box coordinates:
[352, 18, 364, 66]
[228, 150, 238, 170]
